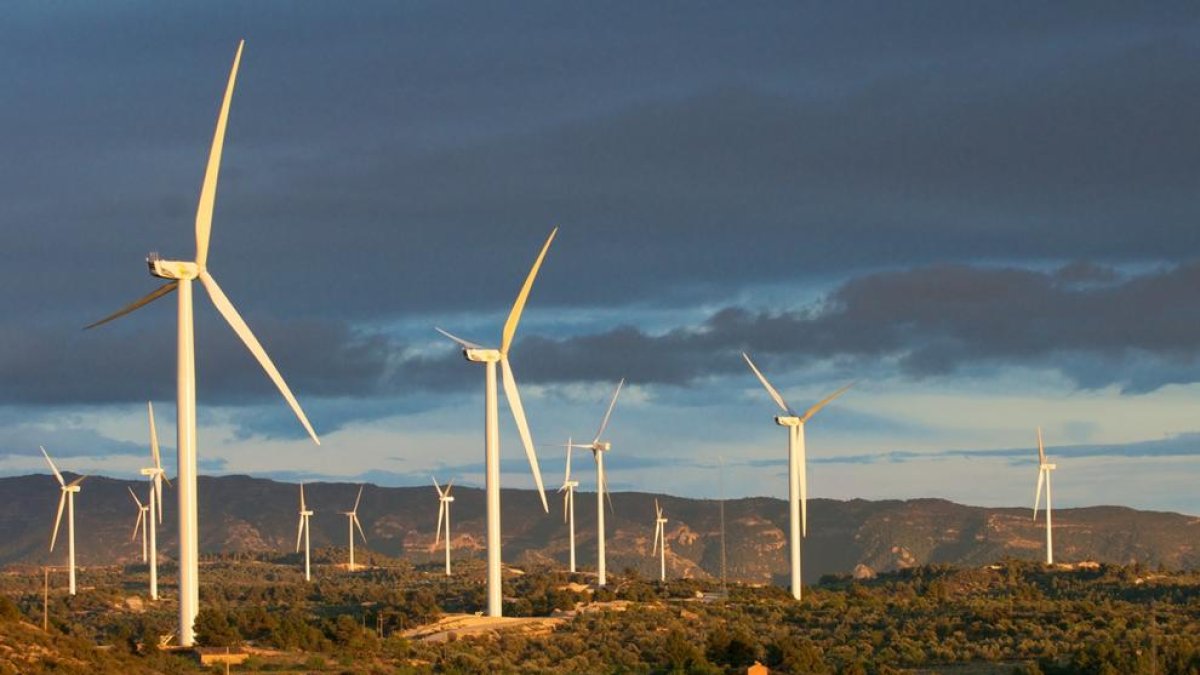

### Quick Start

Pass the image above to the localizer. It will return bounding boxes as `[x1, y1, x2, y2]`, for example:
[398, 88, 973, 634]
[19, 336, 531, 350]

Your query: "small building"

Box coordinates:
[195, 646, 250, 666]
[748, 661, 769, 675]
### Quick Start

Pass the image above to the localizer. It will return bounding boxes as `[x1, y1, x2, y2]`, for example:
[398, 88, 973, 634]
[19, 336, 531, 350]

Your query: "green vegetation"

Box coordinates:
[1, 556, 1197, 673]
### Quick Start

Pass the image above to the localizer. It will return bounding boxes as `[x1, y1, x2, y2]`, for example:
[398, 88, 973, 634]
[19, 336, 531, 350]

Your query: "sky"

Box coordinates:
[1, 2, 1198, 515]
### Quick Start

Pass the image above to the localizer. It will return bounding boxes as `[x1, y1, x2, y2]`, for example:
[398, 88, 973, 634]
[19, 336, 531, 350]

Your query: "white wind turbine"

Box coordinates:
[84, 41, 320, 646]
[558, 439, 580, 573]
[140, 401, 169, 600]
[296, 483, 313, 582]
[340, 485, 367, 572]
[41, 447, 85, 595]
[128, 487, 150, 563]
[434, 228, 555, 617]
[743, 353, 852, 601]
[432, 477, 455, 576]
[565, 378, 623, 587]
[1032, 427, 1057, 565]
[651, 499, 668, 582]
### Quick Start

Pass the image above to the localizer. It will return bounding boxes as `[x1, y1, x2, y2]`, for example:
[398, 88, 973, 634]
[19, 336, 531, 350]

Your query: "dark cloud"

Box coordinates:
[810, 433, 1200, 465]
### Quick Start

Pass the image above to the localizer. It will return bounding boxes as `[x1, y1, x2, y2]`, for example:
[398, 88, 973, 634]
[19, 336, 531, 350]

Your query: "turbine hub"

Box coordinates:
[594, 441, 612, 452]
[139, 467, 158, 476]
[1041, 463, 1057, 470]
[443, 496, 455, 502]
[148, 257, 199, 280]
[63, 486, 81, 493]
[563, 480, 579, 488]
[464, 348, 502, 363]
[300, 510, 314, 516]
[774, 415, 801, 427]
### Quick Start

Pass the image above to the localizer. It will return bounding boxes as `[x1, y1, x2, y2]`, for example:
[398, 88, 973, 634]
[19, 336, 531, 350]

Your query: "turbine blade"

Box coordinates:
[742, 353, 793, 415]
[353, 514, 367, 543]
[199, 270, 320, 445]
[155, 475, 165, 524]
[434, 327, 483, 350]
[1037, 427, 1046, 464]
[299, 483, 306, 512]
[148, 401, 162, 471]
[195, 40, 244, 269]
[602, 470, 615, 515]
[67, 476, 87, 488]
[432, 476, 443, 498]
[564, 438, 573, 483]
[132, 510, 144, 542]
[128, 486, 143, 508]
[445, 479, 453, 495]
[653, 521, 661, 555]
[500, 356, 549, 512]
[1033, 469, 1045, 520]
[435, 502, 445, 546]
[40, 447, 64, 487]
[50, 492, 66, 552]
[563, 489, 569, 523]
[295, 515, 305, 553]
[500, 227, 557, 354]
[353, 485, 364, 513]
[83, 282, 178, 330]
[799, 382, 855, 423]
[592, 379, 624, 444]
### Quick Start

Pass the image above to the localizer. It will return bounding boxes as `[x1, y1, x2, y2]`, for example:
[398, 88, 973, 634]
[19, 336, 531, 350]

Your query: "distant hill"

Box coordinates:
[1, 474, 1196, 582]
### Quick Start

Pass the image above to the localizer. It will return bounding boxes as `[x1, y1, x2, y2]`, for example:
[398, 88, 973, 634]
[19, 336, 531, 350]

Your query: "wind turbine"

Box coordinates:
[41, 447, 85, 595]
[651, 499, 668, 582]
[558, 439, 579, 573]
[565, 379, 623, 587]
[432, 477, 455, 576]
[128, 487, 150, 563]
[140, 401, 169, 600]
[296, 483, 313, 581]
[340, 485, 367, 572]
[1032, 427, 1057, 565]
[434, 228, 555, 617]
[83, 41, 321, 646]
[742, 353, 852, 600]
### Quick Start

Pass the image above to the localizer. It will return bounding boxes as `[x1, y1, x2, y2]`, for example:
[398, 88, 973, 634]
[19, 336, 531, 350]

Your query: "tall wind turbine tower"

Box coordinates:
[296, 484, 313, 582]
[651, 499, 668, 582]
[432, 478, 455, 576]
[435, 228, 555, 617]
[743, 353, 852, 600]
[340, 486, 367, 572]
[41, 447, 85, 595]
[140, 402, 168, 600]
[566, 379, 624, 586]
[128, 487, 150, 563]
[1033, 427, 1057, 565]
[84, 42, 321, 646]
[558, 439, 579, 573]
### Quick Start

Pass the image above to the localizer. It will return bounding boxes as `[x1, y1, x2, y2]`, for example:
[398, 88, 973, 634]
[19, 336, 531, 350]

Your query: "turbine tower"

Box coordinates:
[743, 353, 852, 600]
[84, 42, 321, 646]
[1033, 427, 1057, 565]
[558, 438, 579, 573]
[296, 483, 313, 582]
[566, 379, 623, 586]
[140, 402, 168, 600]
[434, 228, 555, 617]
[340, 485, 366, 572]
[128, 487, 150, 563]
[41, 447, 85, 595]
[651, 499, 668, 582]
[432, 477, 455, 576]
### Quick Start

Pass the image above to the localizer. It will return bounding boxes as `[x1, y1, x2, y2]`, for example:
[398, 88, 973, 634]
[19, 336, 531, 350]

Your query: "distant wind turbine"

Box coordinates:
[1033, 427, 1057, 565]
[140, 402, 169, 600]
[41, 447, 85, 595]
[558, 438, 579, 573]
[84, 41, 321, 646]
[128, 487, 150, 563]
[434, 228, 555, 617]
[340, 485, 367, 572]
[296, 483, 313, 581]
[651, 499, 668, 582]
[743, 353, 852, 601]
[432, 477, 455, 576]
[566, 379, 623, 586]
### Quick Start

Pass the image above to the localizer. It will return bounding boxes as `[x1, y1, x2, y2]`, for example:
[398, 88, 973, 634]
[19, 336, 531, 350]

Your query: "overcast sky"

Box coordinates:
[2, 2, 1198, 515]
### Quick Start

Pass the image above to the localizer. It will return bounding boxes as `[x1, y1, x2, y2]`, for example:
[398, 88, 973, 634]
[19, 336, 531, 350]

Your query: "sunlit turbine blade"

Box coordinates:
[50, 492, 66, 552]
[592, 379, 624, 444]
[564, 438, 573, 483]
[128, 486, 143, 509]
[653, 520, 661, 555]
[353, 485, 364, 513]
[435, 501, 445, 546]
[500, 357, 549, 512]
[132, 509, 145, 542]
[742, 353, 793, 415]
[1037, 427, 1046, 464]
[195, 40, 244, 269]
[432, 476, 443, 498]
[295, 515, 305, 553]
[500, 227, 557, 355]
[1034, 469, 1045, 521]
[434, 327, 483, 350]
[353, 514, 367, 543]
[83, 282, 179, 330]
[40, 446, 64, 487]
[799, 382, 855, 423]
[67, 476, 87, 488]
[299, 483, 307, 512]
[199, 270, 321, 445]
[602, 471, 615, 515]
[656, 498, 662, 519]
[563, 490, 569, 523]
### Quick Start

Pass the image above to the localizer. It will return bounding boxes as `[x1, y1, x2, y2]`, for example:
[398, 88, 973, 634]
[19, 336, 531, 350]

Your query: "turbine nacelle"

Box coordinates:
[463, 347, 502, 363]
[299, 509, 314, 517]
[61, 485, 81, 494]
[1041, 463, 1057, 471]
[147, 257, 199, 280]
[441, 496, 456, 503]
[774, 415, 802, 427]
